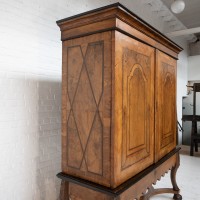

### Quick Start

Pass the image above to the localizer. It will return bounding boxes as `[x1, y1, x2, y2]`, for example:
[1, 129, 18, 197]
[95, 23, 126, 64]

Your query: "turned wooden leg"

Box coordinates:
[140, 152, 182, 200]
[171, 153, 182, 200]
[173, 194, 182, 200]
[59, 180, 69, 200]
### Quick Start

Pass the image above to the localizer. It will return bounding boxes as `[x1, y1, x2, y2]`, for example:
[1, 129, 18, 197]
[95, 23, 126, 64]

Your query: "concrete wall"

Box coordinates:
[189, 40, 200, 56]
[0, 0, 189, 199]
[188, 55, 200, 81]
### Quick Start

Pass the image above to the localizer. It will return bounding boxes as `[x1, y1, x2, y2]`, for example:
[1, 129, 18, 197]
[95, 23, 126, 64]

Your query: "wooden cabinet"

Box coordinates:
[57, 2, 183, 195]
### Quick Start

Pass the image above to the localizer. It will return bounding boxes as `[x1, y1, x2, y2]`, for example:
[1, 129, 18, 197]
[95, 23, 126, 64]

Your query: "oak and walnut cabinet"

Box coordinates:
[57, 3, 183, 200]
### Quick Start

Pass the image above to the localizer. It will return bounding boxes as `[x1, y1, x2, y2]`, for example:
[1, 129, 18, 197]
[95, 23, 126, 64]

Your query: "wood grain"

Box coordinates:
[62, 32, 112, 187]
[112, 31, 155, 187]
[68, 183, 113, 200]
[155, 50, 177, 161]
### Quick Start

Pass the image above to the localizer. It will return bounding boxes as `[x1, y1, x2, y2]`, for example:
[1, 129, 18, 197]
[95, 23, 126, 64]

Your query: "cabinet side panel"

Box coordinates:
[62, 32, 112, 187]
[155, 50, 177, 161]
[113, 31, 155, 187]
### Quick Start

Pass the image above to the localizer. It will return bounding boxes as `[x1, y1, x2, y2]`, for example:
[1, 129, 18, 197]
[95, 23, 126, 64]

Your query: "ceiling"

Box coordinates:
[161, 0, 200, 31]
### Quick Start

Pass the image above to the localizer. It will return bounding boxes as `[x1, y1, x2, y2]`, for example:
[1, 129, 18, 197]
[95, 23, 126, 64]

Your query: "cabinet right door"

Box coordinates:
[155, 50, 177, 161]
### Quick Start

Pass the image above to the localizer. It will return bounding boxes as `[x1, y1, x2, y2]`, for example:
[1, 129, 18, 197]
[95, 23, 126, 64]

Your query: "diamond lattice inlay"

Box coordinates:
[72, 65, 97, 149]
[67, 111, 83, 169]
[85, 43, 103, 104]
[67, 46, 83, 104]
[67, 42, 104, 175]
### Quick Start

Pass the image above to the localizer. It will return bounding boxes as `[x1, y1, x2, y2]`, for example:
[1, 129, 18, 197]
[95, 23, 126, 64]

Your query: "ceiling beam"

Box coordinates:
[166, 27, 200, 37]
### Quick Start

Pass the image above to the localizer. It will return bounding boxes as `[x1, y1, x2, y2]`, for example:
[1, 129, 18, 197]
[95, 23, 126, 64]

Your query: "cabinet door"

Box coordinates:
[113, 32, 155, 187]
[155, 50, 177, 161]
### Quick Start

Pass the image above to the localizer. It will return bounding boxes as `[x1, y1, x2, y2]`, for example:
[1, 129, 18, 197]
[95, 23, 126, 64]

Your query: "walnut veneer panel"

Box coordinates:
[112, 31, 155, 187]
[62, 32, 112, 187]
[155, 50, 177, 161]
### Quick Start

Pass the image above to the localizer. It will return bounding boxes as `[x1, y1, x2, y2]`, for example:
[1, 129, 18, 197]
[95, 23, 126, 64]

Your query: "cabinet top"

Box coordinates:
[56, 2, 183, 55]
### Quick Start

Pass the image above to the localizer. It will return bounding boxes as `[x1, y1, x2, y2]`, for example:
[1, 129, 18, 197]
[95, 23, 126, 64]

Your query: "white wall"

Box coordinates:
[188, 55, 200, 80]
[0, 0, 189, 199]
[0, 0, 63, 199]
[172, 37, 189, 144]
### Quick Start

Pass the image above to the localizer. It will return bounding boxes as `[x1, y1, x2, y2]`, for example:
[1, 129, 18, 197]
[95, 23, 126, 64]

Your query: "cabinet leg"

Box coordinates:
[59, 180, 69, 200]
[173, 194, 182, 200]
[171, 153, 182, 200]
[139, 152, 182, 200]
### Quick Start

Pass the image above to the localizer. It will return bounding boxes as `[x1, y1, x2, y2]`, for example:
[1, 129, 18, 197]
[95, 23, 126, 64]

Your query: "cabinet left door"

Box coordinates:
[113, 31, 155, 187]
[62, 32, 112, 187]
